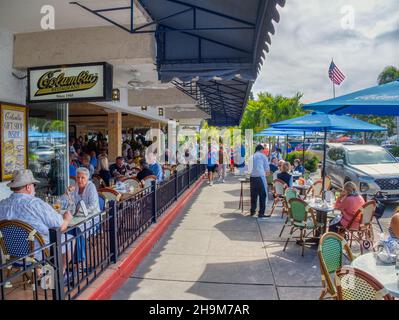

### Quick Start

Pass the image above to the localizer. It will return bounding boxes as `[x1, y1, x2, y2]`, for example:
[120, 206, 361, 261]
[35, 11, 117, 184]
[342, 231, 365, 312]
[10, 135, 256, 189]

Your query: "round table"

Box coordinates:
[352, 252, 399, 298]
[307, 199, 336, 238]
[292, 183, 311, 198]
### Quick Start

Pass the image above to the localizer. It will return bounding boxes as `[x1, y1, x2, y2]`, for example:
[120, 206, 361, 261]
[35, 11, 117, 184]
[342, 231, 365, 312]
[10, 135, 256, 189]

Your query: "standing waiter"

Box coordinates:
[250, 144, 270, 219]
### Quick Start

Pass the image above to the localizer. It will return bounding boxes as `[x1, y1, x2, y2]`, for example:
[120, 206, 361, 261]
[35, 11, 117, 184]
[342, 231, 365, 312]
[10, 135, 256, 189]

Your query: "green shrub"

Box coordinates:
[390, 146, 399, 157]
[286, 151, 319, 173]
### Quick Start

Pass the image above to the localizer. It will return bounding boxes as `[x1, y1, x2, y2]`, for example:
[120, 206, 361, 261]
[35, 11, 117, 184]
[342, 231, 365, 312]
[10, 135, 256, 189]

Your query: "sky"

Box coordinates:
[253, 0, 399, 104]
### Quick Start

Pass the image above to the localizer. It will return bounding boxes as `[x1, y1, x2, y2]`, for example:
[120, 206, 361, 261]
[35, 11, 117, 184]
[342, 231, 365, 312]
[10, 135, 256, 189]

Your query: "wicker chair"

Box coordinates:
[92, 174, 105, 190]
[270, 179, 288, 216]
[335, 266, 394, 300]
[121, 177, 141, 190]
[142, 175, 157, 189]
[340, 200, 376, 254]
[0, 220, 49, 290]
[317, 232, 354, 300]
[283, 198, 324, 256]
[98, 188, 121, 202]
[278, 188, 299, 237]
[305, 176, 332, 199]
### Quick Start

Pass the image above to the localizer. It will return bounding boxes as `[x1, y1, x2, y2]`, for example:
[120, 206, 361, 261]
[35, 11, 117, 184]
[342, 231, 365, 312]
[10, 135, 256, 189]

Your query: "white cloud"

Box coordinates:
[253, 0, 399, 104]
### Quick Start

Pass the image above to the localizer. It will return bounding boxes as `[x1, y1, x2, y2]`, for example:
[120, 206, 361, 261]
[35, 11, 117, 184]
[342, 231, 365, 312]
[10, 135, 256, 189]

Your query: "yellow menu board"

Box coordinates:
[1, 104, 28, 181]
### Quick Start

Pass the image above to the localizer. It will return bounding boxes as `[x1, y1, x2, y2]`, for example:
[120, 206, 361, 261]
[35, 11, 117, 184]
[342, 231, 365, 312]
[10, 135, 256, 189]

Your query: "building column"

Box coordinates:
[107, 112, 122, 161]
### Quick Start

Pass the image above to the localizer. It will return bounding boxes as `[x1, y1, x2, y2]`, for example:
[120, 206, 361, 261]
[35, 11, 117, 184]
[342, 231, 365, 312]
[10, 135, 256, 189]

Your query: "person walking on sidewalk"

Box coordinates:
[207, 144, 217, 186]
[249, 144, 270, 220]
[217, 144, 228, 183]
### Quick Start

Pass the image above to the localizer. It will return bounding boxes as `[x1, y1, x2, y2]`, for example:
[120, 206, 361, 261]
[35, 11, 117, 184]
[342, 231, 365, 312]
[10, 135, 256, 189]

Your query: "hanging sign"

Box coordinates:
[27, 62, 113, 103]
[0, 104, 28, 181]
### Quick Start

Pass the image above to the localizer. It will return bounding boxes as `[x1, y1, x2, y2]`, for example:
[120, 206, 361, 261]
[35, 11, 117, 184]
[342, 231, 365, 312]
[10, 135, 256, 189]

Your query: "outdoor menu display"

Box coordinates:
[0, 104, 28, 181]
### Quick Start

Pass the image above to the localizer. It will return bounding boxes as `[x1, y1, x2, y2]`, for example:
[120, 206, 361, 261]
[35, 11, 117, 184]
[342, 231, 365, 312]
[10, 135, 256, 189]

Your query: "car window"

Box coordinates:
[347, 149, 397, 165]
[311, 144, 324, 151]
[327, 148, 345, 161]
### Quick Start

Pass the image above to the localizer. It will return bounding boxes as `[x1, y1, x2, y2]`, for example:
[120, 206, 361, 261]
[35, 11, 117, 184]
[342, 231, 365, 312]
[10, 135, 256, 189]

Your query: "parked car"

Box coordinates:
[32, 144, 55, 162]
[325, 144, 399, 201]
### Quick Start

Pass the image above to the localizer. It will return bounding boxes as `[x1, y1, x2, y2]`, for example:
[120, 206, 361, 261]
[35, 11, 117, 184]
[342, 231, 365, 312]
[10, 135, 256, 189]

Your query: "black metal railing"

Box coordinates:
[53, 208, 113, 300]
[0, 163, 205, 300]
[116, 187, 154, 257]
[0, 242, 59, 300]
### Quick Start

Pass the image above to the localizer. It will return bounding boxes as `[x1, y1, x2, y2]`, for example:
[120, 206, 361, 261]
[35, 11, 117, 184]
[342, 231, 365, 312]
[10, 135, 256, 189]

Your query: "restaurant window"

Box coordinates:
[28, 103, 68, 197]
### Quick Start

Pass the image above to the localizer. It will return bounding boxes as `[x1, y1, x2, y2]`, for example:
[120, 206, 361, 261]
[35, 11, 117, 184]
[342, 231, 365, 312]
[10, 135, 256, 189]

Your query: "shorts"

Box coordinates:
[207, 165, 217, 172]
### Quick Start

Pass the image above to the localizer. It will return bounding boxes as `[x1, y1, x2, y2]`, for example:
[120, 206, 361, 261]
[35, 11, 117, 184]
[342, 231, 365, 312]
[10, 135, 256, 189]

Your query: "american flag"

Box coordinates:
[328, 60, 346, 85]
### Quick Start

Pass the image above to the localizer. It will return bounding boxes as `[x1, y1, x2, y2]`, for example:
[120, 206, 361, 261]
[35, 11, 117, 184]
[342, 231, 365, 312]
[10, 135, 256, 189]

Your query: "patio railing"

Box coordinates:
[0, 163, 205, 300]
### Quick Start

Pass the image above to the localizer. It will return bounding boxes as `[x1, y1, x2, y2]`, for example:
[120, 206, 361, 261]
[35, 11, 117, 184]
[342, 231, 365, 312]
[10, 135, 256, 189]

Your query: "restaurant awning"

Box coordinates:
[142, 0, 285, 126]
[71, 0, 285, 126]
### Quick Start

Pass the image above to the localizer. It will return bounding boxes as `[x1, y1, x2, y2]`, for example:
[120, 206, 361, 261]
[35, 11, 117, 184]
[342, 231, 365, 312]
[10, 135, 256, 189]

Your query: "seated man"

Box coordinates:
[147, 152, 163, 182]
[0, 170, 72, 273]
[269, 157, 279, 173]
[80, 154, 95, 179]
[293, 158, 305, 174]
[136, 159, 155, 181]
[0, 170, 72, 243]
[109, 156, 128, 181]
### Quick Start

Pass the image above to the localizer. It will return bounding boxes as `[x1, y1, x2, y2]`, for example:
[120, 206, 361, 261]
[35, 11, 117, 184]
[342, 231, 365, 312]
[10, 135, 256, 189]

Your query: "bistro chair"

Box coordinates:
[283, 198, 324, 256]
[334, 266, 394, 300]
[142, 175, 157, 189]
[98, 188, 121, 202]
[278, 188, 299, 237]
[340, 200, 376, 254]
[266, 174, 274, 186]
[305, 180, 323, 199]
[92, 174, 106, 190]
[0, 220, 49, 290]
[270, 179, 288, 216]
[317, 232, 354, 300]
[121, 177, 141, 190]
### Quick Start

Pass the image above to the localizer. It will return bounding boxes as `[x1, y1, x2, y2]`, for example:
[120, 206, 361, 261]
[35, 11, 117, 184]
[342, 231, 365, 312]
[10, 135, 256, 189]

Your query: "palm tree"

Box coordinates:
[377, 66, 399, 85]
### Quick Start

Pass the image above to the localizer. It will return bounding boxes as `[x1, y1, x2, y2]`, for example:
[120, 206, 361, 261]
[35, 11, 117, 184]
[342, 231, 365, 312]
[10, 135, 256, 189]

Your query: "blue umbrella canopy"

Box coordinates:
[255, 128, 312, 137]
[270, 112, 386, 194]
[303, 79, 399, 115]
[271, 112, 386, 132]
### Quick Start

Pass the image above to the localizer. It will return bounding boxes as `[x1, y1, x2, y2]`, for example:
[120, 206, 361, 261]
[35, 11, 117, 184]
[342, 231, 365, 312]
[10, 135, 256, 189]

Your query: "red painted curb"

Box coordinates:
[88, 177, 205, 300]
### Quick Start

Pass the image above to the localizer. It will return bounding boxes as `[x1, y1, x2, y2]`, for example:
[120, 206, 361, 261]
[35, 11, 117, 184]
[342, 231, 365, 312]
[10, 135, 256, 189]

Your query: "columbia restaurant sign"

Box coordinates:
[27, 62, 113, 103]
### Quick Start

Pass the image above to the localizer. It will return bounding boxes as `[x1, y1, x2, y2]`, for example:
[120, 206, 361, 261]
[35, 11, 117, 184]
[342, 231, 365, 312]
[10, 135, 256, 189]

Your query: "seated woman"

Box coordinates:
[67, 167, 100, 214]
[389, 211, 399, 241]
[277, 161, 293, 187]
[64, 167, 100, 263]
[273, 159, 285, 180]
[329, 181, 365, 233]
[293, 159, 305, 174]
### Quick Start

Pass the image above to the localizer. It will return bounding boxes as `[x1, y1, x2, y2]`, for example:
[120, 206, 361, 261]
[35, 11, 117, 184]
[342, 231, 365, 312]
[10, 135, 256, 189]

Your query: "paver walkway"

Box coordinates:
[113, 173, 394, 300]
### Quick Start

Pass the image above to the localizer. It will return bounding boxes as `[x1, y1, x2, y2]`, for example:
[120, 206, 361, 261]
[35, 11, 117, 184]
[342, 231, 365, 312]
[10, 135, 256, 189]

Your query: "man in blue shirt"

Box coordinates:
[147, 152, 163, 182]
[250, 144, 270, 219]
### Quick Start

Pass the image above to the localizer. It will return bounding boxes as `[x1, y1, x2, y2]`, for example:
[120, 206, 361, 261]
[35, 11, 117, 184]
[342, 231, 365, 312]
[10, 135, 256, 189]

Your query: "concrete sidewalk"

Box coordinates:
[112, 173, 391, 300]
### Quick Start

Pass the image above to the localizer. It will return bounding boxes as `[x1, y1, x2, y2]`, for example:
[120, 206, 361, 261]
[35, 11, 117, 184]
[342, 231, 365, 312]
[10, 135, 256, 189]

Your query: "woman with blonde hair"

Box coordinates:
[277, 161, 293, 187]
[329, 181, 365, 233]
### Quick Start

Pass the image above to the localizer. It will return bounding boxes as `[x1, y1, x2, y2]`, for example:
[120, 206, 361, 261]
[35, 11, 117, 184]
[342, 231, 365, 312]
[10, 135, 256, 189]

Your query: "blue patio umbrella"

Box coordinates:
[255, 128, 319, 164]
[271, 112, 386, 193]
[303, 79, 399, 115]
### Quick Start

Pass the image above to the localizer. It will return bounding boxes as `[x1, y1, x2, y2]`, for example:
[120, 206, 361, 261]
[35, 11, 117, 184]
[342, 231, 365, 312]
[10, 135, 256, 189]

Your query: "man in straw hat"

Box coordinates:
[0, 169, 73, 245]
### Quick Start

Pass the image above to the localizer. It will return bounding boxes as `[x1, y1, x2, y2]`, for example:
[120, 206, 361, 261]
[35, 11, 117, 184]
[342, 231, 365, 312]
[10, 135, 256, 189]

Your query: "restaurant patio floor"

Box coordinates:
[113, 172, 396, 300]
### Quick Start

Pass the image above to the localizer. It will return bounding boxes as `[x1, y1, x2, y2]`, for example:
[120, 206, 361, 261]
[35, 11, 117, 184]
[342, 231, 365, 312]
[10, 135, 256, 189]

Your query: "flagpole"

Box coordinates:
[332, 58, 336, 98]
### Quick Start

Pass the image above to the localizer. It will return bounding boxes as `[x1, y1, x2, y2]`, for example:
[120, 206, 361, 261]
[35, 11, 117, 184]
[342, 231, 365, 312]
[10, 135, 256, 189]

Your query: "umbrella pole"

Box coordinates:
[322, 129, 327, 199]
[286, 134, 289, 160]
[302, 131, 306, 165]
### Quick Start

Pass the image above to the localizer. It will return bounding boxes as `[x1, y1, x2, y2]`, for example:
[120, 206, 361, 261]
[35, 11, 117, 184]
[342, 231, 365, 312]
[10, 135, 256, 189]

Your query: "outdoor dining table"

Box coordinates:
[351, 252, 399, 298]
[305, 199, 337, 242]
[292, 183, 311, 198]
